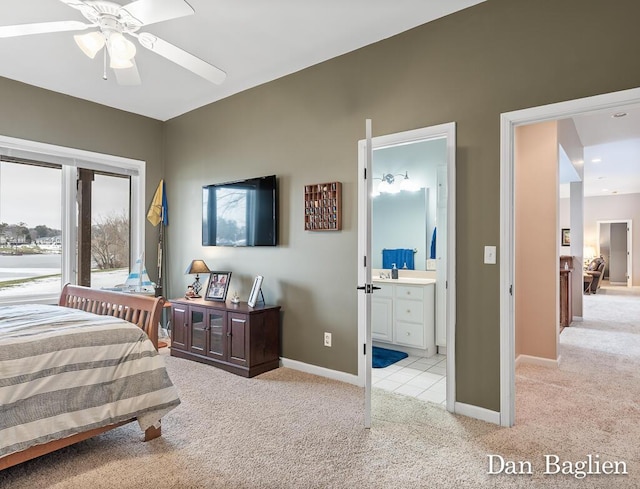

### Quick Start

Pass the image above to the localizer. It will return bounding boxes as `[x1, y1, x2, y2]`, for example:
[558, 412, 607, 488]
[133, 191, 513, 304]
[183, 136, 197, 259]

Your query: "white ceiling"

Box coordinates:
[566, 105, 640, 198]
[0, 0, 485, 121]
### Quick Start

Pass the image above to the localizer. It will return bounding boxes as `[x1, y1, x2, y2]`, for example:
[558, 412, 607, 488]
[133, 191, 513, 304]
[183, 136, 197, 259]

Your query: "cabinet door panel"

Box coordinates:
[207, 310, 226, 360]
[228, 313, 247, 366]
[188, 306, 207, 354]
[171, 306, 188, 350]
[371, 297, 393, 342]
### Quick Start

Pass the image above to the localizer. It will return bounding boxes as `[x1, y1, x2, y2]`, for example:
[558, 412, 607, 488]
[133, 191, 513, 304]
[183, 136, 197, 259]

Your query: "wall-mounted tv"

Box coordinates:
[203, 175, 278, 246]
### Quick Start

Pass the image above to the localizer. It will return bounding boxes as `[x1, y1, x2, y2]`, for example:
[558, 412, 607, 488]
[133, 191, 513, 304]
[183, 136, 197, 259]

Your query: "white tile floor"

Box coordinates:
[372, 353, 447, 405]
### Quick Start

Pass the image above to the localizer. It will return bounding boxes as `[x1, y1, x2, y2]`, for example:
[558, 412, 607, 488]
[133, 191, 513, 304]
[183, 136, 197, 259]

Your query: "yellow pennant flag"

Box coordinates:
[147, 179, 167, 226]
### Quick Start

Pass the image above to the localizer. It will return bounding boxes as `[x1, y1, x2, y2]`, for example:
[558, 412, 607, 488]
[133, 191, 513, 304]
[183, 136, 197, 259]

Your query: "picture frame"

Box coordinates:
[204, 271, 232, 302]
[247, 275, 264, 307]
[561, 228, 570, 247]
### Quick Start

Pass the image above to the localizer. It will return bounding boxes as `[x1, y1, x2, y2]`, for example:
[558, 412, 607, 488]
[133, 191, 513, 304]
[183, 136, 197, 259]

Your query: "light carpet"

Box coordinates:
[1, 293, 639, 488]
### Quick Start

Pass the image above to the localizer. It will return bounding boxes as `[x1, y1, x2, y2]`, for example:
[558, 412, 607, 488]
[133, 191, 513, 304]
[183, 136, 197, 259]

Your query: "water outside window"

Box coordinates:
[0, 162, 62, 299]
[0, 162, 131, 300]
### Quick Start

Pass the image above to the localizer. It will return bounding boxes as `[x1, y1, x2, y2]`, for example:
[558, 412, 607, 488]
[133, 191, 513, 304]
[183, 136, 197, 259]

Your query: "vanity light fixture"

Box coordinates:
[374, 171, 419, 195]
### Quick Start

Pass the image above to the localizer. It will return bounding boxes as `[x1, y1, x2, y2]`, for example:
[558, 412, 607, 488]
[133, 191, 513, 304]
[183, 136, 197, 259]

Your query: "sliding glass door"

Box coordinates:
[0, 135, 145, 304]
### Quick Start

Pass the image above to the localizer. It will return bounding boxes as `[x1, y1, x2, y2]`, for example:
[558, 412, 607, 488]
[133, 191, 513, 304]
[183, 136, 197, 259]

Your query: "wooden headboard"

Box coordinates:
[58, 284, 164, 350]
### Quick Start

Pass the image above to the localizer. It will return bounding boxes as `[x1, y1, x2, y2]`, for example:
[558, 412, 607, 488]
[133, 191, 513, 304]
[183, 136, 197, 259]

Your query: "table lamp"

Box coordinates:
[185, 259, 210, 297]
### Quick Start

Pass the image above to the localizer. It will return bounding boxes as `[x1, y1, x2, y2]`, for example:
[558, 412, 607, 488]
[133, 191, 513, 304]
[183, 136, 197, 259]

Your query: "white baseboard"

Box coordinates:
[454, 401, 500, 425]
[280, 357, 360, 386]
[515, 354, 560, 368]
[571, 316, 583, 322]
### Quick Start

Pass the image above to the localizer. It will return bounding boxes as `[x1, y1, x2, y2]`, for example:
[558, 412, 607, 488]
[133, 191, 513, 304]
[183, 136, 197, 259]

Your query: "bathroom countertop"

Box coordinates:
[373, 277, 436, 285]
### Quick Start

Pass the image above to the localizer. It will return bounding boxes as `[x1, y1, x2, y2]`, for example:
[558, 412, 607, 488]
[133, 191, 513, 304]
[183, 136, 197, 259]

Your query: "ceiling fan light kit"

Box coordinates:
[0, 0, 226, 86]
[74, 31, 105, 58]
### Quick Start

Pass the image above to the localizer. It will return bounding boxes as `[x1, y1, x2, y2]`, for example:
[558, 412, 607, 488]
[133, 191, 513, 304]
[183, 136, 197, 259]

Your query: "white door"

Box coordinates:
[357, 122, 457, 420]
[435, 165, 448, 348]
[357, 119, 374, 428]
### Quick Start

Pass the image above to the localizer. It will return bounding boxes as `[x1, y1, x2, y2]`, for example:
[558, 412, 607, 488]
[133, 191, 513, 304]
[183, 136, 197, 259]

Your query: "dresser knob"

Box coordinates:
[406, 332, 411, 336]
[406, 309, 411, 314]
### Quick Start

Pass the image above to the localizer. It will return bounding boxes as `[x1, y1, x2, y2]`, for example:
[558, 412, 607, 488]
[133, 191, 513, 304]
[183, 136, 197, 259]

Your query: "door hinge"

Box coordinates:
[363, 343, 366, 355]
[364, 168, 367, 179]
[364, 255, 367, 267]
[509, 284, 513, 296]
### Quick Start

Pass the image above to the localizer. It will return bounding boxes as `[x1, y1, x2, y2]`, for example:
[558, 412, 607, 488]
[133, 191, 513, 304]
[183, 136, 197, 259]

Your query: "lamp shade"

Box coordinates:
[185, 259, 210, 275]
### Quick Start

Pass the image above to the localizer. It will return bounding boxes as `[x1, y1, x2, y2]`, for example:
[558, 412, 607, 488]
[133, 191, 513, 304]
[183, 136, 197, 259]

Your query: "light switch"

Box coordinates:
[484, 246, 497, 265]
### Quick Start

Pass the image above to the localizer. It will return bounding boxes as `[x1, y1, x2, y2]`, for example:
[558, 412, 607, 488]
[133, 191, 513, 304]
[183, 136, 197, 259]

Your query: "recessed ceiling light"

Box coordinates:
[597, 176, 605, 180]
[612, 112, 627, 118]
[602, 188, 609, 192]
[592, 158, 602, 163]
[612, 190, 618, 194]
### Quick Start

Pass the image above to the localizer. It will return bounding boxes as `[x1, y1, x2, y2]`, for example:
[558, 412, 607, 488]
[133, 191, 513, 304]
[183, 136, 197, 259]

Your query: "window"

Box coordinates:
[0, 135, 145, 304]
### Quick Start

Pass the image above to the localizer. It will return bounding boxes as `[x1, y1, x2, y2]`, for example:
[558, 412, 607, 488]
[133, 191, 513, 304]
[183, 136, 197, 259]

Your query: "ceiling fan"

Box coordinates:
[0, 0, 226, 86]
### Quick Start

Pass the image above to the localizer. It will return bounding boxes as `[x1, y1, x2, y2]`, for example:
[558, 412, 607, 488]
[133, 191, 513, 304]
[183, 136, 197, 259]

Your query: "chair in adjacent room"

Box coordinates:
[584, 256, 606, 294]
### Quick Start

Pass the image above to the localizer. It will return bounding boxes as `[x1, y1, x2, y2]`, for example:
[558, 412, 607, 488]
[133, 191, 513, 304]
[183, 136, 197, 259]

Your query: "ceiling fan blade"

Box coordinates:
[136, 32, 226, 85]
[0, 21, 92, 38]
[121, 0, 194, 26]
[113, 60, 142, 86]
[59, 0, 89, 10]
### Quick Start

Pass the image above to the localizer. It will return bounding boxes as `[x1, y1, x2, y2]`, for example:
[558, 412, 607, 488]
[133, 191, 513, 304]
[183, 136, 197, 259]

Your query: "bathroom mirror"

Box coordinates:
[371, 138, 445, 270]
[372, 190, 428, 269]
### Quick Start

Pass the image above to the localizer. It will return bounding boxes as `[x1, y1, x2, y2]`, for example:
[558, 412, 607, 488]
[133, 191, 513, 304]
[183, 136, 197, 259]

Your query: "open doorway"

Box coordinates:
[357, 122, 456, 420]
[500, 87, 640, 427]
[597, 220, 632, 287]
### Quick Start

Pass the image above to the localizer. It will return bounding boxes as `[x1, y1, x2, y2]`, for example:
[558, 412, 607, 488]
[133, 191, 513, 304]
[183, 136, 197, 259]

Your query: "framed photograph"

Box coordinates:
[204, 271, 232, 302]
[247, 275, 264, 307]
[561, 228, 570, 247]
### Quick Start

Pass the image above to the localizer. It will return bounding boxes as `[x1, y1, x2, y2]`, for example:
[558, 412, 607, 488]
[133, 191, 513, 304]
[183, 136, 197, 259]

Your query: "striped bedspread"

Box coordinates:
[0, 303, 180, 458]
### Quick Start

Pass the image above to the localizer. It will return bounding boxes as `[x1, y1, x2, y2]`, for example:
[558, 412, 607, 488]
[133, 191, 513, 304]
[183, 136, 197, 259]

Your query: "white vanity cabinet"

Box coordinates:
[371, 284, 393, 342]
[371, 279, 436, 357]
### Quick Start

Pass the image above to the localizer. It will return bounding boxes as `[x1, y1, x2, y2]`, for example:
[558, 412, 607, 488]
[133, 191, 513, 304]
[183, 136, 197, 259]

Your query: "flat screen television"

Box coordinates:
[202, 175, 278, 246]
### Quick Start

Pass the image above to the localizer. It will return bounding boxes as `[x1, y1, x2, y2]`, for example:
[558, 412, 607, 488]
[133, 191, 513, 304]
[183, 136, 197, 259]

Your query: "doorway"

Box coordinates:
[500, 86, 640, 427]
[357, 122, 457, 420]
[597, 220, 632, 287]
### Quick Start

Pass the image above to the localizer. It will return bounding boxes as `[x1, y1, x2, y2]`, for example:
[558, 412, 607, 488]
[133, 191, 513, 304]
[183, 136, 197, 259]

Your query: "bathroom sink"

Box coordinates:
[372, 277, 436, 285]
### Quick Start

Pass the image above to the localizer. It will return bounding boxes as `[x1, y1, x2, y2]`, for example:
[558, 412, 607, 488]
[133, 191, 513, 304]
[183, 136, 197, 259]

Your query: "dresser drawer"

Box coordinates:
[395, 285, 424, 300]
[395, 299, 424, 323]
[395, 320, 425, 348]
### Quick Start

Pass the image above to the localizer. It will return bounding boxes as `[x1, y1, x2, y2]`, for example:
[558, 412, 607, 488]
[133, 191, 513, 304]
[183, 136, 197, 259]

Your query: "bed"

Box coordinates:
[0, 284, 180, 470]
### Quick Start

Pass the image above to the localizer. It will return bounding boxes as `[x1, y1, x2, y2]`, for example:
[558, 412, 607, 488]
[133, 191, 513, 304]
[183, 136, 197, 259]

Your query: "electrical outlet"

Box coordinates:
[324, 332, 332, 347]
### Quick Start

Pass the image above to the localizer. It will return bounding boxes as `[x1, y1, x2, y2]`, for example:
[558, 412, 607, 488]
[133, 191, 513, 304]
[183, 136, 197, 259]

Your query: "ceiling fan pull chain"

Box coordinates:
[102, 46, 108, 81]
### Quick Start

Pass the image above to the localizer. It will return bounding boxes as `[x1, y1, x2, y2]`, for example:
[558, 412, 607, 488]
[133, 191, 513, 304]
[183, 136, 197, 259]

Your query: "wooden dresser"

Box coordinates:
[170, 297, 281, 377]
